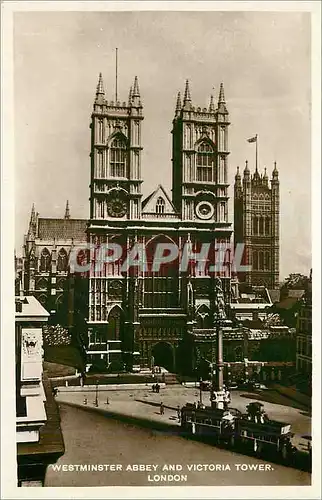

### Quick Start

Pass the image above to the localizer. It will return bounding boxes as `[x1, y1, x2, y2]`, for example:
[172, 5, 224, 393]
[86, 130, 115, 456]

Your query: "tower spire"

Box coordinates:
[132, 76, 141, 106]
[218, 82, 225, 104]
[217, 82, 228, 114]
[30, 203, 36, 226]
[96, 73, 105, 97]
[64, 200, 70, 219]
[183, 79, 192, 107]
[272, 161, 279, 180]
[128, 86, 133, 106]
[132, 76, 140, 98]
[27, 203, 37, 239]
[175, 91, 182, 116]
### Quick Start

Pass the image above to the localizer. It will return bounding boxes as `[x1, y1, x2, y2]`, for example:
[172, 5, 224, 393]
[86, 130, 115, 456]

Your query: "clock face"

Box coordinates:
[107, 195, 127, 218]
[195, 201, 215, 220]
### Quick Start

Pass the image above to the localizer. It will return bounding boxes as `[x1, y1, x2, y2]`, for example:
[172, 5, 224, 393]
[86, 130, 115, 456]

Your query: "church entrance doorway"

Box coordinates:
[152, 342, 174, 372]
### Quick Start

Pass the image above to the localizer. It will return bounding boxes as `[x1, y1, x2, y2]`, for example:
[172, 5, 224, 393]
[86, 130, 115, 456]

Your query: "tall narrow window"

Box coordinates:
[156, 197, 165, 214]
[110, 135, 126, 178]
[196, 142, 214, 182]
[57, 248, 68, 272]
[253, 216, 258, 235]
[265, 217, 270, 236]
[40, 248, 51, 272]
[259, 251, 264, 270]
[259, 217, 264, 235]
[265, 251, 270, 270]
[253, 250, 258, 270]
[97, 151, 104, 178]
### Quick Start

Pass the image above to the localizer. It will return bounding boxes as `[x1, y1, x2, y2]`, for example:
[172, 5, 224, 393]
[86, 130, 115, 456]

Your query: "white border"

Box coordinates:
[1, 1, 321, 499]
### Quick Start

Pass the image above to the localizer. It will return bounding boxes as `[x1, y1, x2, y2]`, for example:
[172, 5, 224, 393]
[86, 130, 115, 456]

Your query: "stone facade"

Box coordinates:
[234, 159, 280, 289]
[85, 75, 233, 372]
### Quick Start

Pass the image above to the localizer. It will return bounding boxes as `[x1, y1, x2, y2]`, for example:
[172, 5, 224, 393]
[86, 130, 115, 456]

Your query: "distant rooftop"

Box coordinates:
[37, 218, 87, 241]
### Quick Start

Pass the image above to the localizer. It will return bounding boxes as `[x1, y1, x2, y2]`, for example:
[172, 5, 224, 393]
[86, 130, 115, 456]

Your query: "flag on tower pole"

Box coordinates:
[247, 134, 258, 171]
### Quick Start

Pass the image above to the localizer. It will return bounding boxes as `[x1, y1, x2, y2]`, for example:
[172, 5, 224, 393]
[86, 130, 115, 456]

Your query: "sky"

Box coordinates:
[13, 9, 312, 280]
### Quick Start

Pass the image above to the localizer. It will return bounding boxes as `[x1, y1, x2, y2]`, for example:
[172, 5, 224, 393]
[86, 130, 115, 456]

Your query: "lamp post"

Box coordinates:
[210, 277, 231, 410]
[199, 377, 203, 405]
[95, 379, 99, 407]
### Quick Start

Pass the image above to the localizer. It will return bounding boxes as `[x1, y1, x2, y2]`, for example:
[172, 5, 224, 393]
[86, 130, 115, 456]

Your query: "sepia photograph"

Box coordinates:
[1, 1, 321, 498]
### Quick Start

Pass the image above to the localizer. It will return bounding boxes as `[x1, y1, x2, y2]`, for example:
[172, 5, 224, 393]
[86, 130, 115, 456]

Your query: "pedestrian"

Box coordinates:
[106, 397, 109, 405]
[83, 397, 87, 405]
[152, 384, 155, 393]
[156, 383, 160, 394]
[160, 402, 164, 415]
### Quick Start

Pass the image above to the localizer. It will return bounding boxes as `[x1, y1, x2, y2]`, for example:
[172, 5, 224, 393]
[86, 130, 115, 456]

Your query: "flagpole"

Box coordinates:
[255, 134, 258, 171]
[115, 47, 118, 103]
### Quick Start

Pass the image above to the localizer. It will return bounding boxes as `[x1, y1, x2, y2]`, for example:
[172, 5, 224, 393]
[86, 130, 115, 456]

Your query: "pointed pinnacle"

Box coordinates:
[183, 79, 192, 105]
[244, 160, 250, 172]
[218, 82, 225, 104]
[175, 91, 182, 114]
[209, 94, 215, 112]
[236, 166, 241, 177]
[65, 200, 70, 219]
[30, 203, 36, 223]
[132, 76, 140, 98]
[96, 73, 105, 96]
[128, 86, 133, 106]
[273, 161, 279, 177]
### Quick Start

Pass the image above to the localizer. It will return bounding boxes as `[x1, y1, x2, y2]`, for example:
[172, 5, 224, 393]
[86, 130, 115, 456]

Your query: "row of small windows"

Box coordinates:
[39, 248, 68, 272]
[156, 197, 165, 214]
[252, 250, 271, 271]
[252, 217, 271, 236]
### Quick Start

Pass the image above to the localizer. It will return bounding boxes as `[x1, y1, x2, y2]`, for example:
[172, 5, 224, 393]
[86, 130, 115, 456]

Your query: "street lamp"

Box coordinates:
[199, 377, 203, 405]
[94, 379, 99, 407]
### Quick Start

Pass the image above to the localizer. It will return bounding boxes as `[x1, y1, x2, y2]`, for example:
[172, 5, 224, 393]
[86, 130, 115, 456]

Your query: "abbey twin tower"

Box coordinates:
[21, 72, 280, 372]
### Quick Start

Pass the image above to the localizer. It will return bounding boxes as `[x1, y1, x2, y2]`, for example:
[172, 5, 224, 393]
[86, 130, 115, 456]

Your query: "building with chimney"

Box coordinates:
[234, 161, 280, 289]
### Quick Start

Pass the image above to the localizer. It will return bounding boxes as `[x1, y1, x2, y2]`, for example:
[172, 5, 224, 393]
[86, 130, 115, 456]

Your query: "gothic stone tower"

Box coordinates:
[87, 74, 143, 369]
[234, 162, 280, 289]
[171, 81, 233, 372]
[172, 81, 229, 226]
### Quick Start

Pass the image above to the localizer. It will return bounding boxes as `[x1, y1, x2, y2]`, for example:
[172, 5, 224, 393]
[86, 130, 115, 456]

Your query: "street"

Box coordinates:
[45, 386, 311, 486]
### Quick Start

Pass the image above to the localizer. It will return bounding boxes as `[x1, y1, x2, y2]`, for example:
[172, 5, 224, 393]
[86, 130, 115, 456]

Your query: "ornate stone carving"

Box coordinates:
[22, 330, 43, 359]
[214, 277, 226, 320]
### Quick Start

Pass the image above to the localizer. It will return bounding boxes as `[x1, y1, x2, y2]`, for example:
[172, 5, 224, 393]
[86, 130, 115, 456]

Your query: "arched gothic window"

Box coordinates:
[259, 217, 264, 235]
[57, 248, 68, 272]
[265, 217, 270, 236]
[259, 251, 264, 270]
[110, 135, 127, 178]
[40, 248, 51, 272]
[196, 142, 214, 182]
[107, 307, 122, 341]
[156, 197, 165, 214]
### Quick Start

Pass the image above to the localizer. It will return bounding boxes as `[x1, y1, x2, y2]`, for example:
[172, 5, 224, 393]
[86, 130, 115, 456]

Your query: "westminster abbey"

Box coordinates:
[21, 71, 280, 373]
